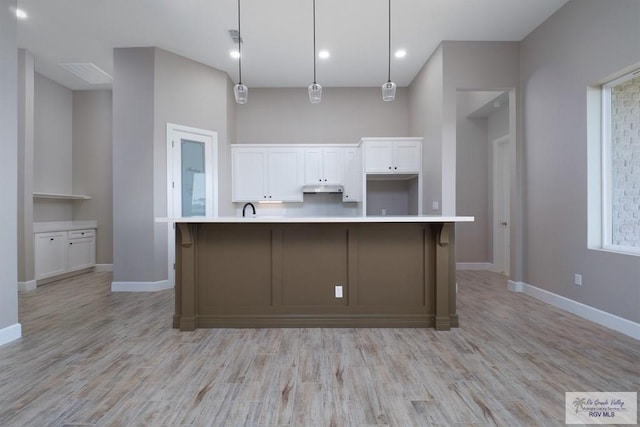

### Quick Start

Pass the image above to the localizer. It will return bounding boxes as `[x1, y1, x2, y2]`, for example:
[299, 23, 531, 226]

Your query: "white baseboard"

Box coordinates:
[17, 280, 37, 291]
[95, 264, 113, 272]
[111, 280, 173, 292]
[0, 323, 22, 347]
[457, 262, 495, 271]
[508, 280, 639, 341]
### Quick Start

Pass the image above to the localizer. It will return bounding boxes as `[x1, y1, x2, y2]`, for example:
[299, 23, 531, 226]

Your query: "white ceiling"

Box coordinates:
[17, 0, 569, 90]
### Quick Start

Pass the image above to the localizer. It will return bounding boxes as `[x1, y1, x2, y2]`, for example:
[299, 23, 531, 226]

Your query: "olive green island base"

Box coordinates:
[173, 218, 469, 331]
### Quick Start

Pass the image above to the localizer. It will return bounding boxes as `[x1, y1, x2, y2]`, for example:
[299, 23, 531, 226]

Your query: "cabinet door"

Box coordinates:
[67, 236, 96, 272]
[35, 232, 67, 280]
[232, 148, 268, 201]
[303, 148, 323, 184]
[322, 148, 343, 184]
[393, 140, 422, 173]
[364, 141, 393, 173]
[343, 147, 362, 202]
[268, 148, 303, 201]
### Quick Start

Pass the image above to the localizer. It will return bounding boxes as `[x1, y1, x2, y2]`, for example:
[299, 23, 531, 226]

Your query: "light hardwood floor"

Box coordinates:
[0, 270, 638, 426]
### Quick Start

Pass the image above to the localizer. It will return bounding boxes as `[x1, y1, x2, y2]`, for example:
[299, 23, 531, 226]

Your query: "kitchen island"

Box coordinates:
[168, 216, 473, 331]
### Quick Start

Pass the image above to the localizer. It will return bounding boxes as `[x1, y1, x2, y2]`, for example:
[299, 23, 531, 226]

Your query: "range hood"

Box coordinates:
[302, 184, 344, 194]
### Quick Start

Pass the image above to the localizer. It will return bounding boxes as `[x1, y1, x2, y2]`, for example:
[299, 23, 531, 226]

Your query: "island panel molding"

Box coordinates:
[172, 217, 467, 330]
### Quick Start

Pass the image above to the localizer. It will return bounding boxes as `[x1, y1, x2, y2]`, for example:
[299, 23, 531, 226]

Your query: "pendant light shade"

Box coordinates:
[234, 0, 248, 104]
[382, 0, 396, 102]
[308, 83, 322, 103]
[309, 0, 321, 103]
[382, 81, 396, 101]
[234, 83, 248, 104]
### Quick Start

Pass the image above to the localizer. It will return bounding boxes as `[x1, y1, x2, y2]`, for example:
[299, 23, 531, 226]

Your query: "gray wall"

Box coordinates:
[112, 47, 156, 282]
[409, 45, 443, 215]
[73, 90, 113, 264]
[488, 104, 509, 143]
[456, 91, 490, 262]
[18, 49, 34, 283]
[441, 41, 520, 217]
[0, 0, 19, 333]
[153, 48, 233, 280]
[236, 87, 410, 144]
[33, 73, 74, 222]
[113, 47, 232, 285]
[520, 0, 640, 322]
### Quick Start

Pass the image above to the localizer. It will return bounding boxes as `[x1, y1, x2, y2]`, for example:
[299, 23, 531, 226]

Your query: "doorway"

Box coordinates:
[166, 123, 218, 286]
[493, 135, 510, 275]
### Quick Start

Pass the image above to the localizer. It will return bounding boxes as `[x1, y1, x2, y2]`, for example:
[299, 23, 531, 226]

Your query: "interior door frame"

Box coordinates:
[492, 134, 510, 276]
[166, 123, 218, 286]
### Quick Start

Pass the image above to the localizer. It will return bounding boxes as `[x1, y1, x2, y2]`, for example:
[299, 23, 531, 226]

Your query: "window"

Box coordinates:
[601, 70, 640, 253]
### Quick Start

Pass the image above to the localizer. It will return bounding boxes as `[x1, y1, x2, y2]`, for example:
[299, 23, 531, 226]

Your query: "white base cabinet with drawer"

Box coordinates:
[67, 230, 96, 272]
[35, 228, 96, 281]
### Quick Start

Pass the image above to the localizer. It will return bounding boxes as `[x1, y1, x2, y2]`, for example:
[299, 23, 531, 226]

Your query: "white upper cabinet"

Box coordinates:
[232, 146, 303, 202]
[232, 147, 268, 202]
[303, 147, 343, 185]
[342, 147, 362, 202]
[268, 148, 304, 201]
[362, 138, 422, 174]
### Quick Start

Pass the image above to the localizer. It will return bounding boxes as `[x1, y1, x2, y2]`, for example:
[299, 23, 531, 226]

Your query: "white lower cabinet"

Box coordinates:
[34, 232, 68, 280]
[67, 230, 96, 272]
[35, 228, 96, 281]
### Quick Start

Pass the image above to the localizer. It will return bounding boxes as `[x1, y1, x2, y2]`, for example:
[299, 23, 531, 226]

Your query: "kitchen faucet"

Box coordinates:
[242, 202, 256, 217]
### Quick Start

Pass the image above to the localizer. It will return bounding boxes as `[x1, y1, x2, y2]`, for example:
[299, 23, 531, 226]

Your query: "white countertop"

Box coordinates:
[159, 216, 474, 224]
[33, 220, 98, 233]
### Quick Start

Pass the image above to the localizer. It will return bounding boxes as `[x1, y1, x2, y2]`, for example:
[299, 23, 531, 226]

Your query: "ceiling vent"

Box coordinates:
[228, 29, 243, 44]
[59, 62, 112, 85]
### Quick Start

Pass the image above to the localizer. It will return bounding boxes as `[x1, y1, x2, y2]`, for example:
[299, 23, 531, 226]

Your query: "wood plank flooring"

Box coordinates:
[0, 270, 638, 426]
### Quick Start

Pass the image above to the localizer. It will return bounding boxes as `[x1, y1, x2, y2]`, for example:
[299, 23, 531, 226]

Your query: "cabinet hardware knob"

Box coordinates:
[50, 238, 54, 241]
[69, 242, 73, 245]
[394, 167, 397, 170]
[324, 179, 327, 181]
[388, 166, 392, 170]
[319, 179, 322, 182]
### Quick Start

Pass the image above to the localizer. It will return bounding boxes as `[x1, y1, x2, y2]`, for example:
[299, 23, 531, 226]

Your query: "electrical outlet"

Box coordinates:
[432, 201, 439, 210]
[574, 274, 582, 286]
[335, 285, 343, 298]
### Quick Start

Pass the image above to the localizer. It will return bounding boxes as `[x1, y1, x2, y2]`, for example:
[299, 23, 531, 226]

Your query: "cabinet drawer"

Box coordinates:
[68, 229, 95, 239]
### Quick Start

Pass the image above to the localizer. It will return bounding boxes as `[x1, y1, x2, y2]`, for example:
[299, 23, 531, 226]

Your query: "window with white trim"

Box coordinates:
[602, 70, 640, 253]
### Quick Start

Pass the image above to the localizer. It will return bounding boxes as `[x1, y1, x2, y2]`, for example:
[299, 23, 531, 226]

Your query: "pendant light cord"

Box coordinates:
[237, 0, 242, 84]
[313, 0, 317, 84]
[387, 0, 391, 83]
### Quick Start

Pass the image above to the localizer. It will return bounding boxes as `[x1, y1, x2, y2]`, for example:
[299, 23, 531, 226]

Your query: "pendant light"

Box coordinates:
[233, 0, 248, 104]
[308, 0, 322, 103]
[382, 0, 396, 101]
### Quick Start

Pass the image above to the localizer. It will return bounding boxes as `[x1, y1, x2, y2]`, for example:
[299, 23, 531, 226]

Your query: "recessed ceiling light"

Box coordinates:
[395, 50, 407, 58]
[16, 8, 27, 19]
[230, 50, 240, 59]
[318, 50, 330, 59]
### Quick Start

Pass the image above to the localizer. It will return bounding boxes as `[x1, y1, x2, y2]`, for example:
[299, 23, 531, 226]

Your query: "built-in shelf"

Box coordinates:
[33, 192, 91, 200]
